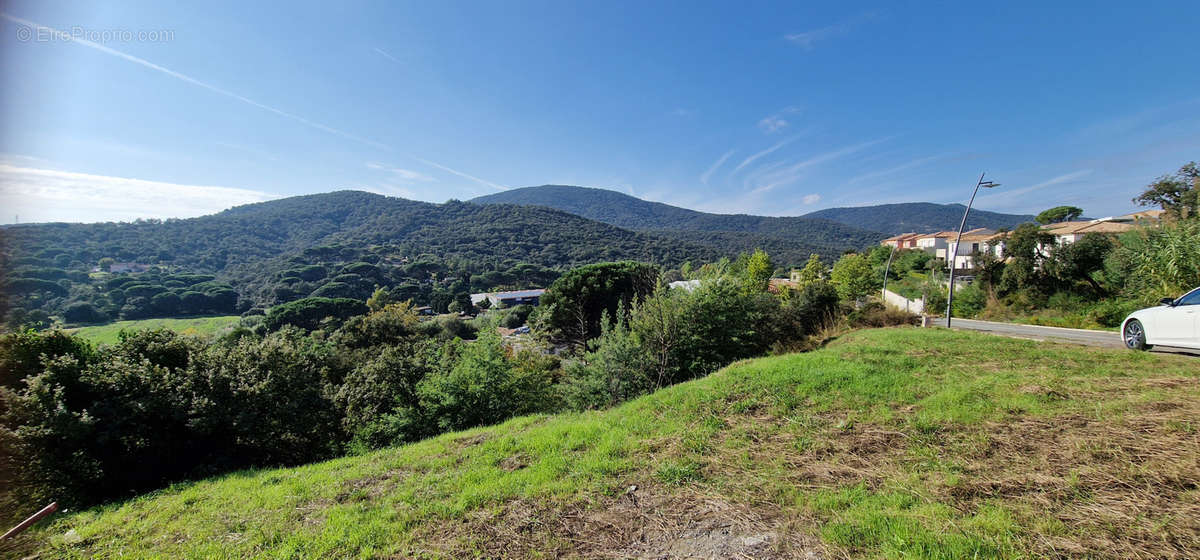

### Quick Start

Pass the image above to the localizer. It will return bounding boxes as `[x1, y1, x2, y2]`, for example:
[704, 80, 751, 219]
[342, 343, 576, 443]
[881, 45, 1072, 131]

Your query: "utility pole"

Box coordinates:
[946, 173, 1000, 328]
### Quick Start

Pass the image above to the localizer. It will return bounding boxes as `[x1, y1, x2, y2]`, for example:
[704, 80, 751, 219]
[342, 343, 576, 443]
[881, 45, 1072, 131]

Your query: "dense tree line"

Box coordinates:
[1, 251, 889, 511]
[1, 191, 731, 330]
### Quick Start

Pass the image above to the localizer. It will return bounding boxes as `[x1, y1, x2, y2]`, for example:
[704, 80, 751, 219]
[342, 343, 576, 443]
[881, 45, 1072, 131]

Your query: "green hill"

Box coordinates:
[15, 328, 1198, 559]
[1, 191, 726, 326]
[471, 185, 1033, 240]
[804, 202, 1034, 234]
[472, 185, 885, 262]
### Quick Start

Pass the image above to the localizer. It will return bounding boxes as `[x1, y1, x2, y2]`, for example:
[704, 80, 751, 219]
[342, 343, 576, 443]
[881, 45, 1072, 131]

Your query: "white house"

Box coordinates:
[914, 231, 956, 259]
[915, 228, 994, 266]
[945, 229, 998, 270]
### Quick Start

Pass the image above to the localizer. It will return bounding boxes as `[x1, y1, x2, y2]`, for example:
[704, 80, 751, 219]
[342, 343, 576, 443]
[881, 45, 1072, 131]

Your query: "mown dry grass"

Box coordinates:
[10, 327, 1200, 559]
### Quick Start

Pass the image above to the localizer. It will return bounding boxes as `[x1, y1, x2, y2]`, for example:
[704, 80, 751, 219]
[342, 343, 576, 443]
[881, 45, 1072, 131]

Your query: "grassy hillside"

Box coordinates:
[65, 315, 241, 345]
[13, 328, 1199, 559]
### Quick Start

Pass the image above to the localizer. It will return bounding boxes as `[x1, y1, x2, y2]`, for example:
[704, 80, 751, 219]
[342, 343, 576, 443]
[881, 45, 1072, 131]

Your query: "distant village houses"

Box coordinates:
[879, 209, 1164, 271]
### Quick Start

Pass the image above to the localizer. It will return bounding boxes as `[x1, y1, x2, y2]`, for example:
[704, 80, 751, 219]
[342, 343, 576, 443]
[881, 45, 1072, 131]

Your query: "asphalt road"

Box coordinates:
[930, 317, 1200, 356]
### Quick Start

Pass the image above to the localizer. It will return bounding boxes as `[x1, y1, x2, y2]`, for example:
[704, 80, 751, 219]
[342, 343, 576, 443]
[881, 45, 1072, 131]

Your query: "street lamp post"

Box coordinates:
[945, 173, 999, 328]
[881, 243, 898, 297]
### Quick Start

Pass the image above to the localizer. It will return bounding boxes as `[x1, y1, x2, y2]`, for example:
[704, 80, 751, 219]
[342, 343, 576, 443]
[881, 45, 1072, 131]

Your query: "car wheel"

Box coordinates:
[1123, 319, 1151, 351]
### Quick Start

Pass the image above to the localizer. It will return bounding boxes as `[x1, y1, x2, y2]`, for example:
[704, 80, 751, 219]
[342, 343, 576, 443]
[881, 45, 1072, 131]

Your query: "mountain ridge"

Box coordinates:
[471, 185, 1034, 236]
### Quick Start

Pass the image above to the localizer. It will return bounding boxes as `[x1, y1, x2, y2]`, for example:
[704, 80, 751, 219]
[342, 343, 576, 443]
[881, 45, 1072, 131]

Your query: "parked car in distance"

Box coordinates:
[1121, 287, 1200, 350]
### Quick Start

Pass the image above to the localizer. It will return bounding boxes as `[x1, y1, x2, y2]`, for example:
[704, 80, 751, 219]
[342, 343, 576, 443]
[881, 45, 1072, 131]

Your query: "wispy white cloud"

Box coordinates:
[846, 153, 946, 185]
[974, 169, 1094, 210]
[366, 162, 435, 182]
[700, 150, 736, 185]
[802, 193, 821, 205]
[749, 137, 890, 195]
[413, 157, 508, 191]
[757, 106, 800, 134]
[785, 12, 877, 50]
[784, 25, 846, 49]
[0, 165, 275, 223]
[1, 14, 512, 195]
[373, 47, 402, 64]
[732, 135, 802, 174]
[1025, 169, 1094, 191]
[0, 14, 391, 151]
[758, 116, 787, 133]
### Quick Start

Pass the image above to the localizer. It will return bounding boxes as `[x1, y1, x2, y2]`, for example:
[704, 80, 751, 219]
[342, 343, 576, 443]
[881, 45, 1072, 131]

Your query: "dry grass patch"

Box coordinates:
[418, 484, 825, 559]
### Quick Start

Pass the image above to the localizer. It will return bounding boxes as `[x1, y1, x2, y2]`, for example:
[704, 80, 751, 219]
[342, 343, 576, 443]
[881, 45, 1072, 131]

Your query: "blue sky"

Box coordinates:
[2, 1, 1198, 223]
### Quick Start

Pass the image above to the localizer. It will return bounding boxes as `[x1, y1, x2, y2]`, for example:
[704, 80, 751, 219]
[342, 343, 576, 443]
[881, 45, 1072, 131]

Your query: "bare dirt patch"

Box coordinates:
[335, 469, 408, 503]
[416, 484, 825, 559]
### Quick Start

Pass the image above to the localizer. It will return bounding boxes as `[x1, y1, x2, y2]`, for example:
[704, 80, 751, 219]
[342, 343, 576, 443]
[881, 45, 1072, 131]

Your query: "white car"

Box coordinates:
[1121, 287, 1200, 350]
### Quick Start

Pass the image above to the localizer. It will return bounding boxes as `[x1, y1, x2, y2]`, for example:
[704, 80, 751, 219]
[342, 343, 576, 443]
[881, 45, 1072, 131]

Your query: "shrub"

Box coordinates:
[562, 312, 653, 410]
[338, 339, 439, 448]
[779, 281, 841, 338]
[952, 284, 987, 318]
[419, 333, 555, 433]
[848, 301, 918, 328]
[632, 278, 783, 385]
[500, 304, 533, 328]
[62, 302, 108, 324]
[1086, 299, 1141, 328]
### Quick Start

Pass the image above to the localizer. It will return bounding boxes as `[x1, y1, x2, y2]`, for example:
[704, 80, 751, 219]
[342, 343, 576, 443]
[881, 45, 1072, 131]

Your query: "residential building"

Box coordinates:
[946, 229, 998, 270]
[768, 278, 799, 293]
[470, 288, 547, 308]
[1041, 220, 1136, 246]
[880, 232, 921, 249]
[916, 229, 993, 262]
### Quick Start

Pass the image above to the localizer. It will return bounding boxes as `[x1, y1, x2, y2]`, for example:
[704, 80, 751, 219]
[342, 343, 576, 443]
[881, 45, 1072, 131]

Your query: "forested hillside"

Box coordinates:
[0, 191, 725, 328]
[804, 202, 1034, 234]
[472, 185, 884, 256]
[474, 185, 1033, 237]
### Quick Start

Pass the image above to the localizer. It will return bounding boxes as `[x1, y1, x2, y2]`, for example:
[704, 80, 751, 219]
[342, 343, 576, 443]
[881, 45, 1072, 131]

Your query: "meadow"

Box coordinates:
[11, 327, 1198, 559]
[65, 316, 241, 345]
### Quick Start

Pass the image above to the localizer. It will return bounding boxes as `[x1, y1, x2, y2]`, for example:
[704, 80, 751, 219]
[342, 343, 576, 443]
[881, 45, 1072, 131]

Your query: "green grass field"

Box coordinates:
[65, 316, 241, 345]
[12, 327, 1199, 559]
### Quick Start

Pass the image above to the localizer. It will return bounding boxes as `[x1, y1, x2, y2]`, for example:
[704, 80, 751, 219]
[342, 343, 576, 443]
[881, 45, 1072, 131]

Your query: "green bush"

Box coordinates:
[0, 328, 347, 508]
[562, 312, 653, 410]
[952, 284, 987, 318]
[338, 339, 438, 449]
[62, 302, 109, 324]
[265, 297, 368, 331]
[419, 333, 555, 433]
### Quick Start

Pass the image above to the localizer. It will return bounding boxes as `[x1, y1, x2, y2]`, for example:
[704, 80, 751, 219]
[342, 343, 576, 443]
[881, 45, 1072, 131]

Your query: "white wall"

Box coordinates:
[882, 289, 924, 314]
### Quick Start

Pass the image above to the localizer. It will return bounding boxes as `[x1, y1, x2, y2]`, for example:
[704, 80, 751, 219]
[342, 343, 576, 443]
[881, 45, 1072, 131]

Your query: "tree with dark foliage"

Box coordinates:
[532, 261, 660, 348]
[1133, 161, 1199, 220]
